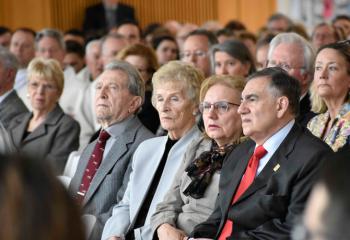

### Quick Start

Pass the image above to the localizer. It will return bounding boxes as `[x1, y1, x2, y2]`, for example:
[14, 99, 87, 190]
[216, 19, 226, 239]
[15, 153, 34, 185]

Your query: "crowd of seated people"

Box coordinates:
[0, 2, 350, 239]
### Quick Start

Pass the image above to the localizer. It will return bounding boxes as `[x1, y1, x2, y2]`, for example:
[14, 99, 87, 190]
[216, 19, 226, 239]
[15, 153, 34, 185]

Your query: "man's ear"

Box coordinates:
[276, 96, 289, 118]
[128, 96, 142, 113]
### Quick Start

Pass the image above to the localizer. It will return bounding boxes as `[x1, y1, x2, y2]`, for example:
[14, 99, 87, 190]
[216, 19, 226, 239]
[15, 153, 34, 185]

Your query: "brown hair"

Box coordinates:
[0, 154, 85, 240]
[116, 43, 159, 76]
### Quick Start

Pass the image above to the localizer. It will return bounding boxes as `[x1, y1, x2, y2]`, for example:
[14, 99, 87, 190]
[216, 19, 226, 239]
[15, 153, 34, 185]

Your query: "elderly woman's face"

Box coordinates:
[314, 48, 350, 101]
[28, 75, 60, 112]
[202, 83, 242, 146]
[214, 51, 250, 77]
[154, 81, 196, 139]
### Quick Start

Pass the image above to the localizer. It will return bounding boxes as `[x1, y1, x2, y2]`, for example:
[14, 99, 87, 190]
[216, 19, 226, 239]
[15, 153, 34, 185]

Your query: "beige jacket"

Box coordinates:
[151, 135, 220, 235]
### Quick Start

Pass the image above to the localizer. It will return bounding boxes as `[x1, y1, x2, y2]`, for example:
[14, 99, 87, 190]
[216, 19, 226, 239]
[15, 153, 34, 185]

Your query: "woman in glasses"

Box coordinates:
[9, 58, 80, 174]
[151, 75, 245, 240]
[210, 40, 256, 78]
[307, 40, 350, 152]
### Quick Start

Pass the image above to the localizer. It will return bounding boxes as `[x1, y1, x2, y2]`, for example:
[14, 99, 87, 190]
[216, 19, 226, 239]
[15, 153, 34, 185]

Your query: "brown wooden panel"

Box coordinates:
[217, 0, 276, 33]
[239, 0, 276, 32]
[0, 0, 52, 31]
[0, 0, 275, 34]
[115, 0, 217, 28]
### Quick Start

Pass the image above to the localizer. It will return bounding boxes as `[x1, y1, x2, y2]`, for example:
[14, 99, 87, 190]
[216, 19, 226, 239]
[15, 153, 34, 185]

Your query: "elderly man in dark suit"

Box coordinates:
[69, 60, 153, 240]
[0, 47, 28, 128]
[82, 0, 136, 39]
[189, 67, 332, 240]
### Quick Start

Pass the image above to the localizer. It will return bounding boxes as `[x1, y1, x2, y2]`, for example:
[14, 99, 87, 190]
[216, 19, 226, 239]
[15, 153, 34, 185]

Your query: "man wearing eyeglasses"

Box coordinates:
[267, 32, 316, 126]
[181, 29, 218, 78]
[188, 67, 331, 240]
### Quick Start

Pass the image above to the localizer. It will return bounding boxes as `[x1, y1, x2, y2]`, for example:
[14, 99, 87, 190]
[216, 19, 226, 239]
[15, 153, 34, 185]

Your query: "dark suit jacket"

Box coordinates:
[0, 90, 28, 128]
[137, 90, 160, 134]
[82, 2, 136, 37]
[191, 123, 332, 240]
[297, 92, 316, 127]
[69, 116, 153, 240]
[9, 104, 80, 174]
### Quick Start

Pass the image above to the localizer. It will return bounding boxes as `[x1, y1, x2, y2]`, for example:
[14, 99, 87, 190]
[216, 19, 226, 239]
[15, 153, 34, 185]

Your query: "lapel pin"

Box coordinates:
[273, 164, 280, 172]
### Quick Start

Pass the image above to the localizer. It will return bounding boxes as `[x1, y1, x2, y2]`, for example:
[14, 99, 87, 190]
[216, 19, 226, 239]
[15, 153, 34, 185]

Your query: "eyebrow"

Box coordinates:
[241, 93, 259, 101]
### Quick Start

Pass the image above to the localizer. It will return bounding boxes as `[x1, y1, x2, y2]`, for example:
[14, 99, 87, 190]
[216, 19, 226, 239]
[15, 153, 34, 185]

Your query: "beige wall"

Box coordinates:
[0, 0, 276, 33]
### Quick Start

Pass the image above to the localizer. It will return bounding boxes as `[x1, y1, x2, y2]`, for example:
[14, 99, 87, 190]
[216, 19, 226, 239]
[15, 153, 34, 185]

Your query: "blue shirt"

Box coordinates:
[257, 119, 295, 175]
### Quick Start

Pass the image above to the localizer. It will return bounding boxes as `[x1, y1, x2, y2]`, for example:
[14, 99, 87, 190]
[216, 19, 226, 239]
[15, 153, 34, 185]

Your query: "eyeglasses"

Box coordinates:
[267, 60, 305, 72]
[29, 82, 57, 91]
[199, 101, 240, 114]
[180, 50, 208, 60]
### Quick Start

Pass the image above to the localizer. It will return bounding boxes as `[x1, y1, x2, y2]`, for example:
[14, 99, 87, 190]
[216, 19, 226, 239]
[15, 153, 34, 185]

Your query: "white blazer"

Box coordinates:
[101, 125, 201, 240]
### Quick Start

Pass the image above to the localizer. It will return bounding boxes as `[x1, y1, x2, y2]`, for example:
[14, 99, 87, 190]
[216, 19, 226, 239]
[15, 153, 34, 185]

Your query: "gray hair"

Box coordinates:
[104, 60, 145, 103]
[268, 32, 315, 75]
[0, 46, 18, 71]
[85, 39, 101, 55]
[151, 60, 203, 106]
[35, 28, 65, 50]
[210, 40, 256, 75]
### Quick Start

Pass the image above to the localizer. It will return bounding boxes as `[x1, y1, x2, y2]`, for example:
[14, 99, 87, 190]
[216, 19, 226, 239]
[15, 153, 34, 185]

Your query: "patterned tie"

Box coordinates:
[219, 145, 267, 240]
[77, 130, 111, 204]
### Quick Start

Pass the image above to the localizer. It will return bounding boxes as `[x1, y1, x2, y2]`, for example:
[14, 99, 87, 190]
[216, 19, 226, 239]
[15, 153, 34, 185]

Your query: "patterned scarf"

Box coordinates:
[183, 141, 235, 199]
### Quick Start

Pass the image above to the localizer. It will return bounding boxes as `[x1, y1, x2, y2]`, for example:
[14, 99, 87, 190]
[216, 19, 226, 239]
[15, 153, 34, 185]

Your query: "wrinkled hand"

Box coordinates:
[108, 237, 121, 240]
[157, 223, 187, 240]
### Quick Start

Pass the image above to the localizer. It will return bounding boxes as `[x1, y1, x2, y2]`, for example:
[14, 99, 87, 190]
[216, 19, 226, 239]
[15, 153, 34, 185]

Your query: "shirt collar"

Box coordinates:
[260, 119, 295, 155]
[104, 115, 134, 138]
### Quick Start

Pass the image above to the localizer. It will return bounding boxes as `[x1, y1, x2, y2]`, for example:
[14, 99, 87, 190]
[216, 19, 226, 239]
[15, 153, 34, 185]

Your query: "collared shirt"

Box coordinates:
[0, 89, 13, 104]
[256, 119, 295, 175]
[14, 68, 28, 91]
[102, 115, 134, 161]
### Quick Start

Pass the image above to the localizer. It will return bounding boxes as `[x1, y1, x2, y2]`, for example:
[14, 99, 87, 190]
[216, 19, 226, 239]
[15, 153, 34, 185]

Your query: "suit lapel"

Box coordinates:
[10, 113, 31, 147]
[83, 118, 141, 205]
[222, 143, 254, 215]
[234, 124, 300, 204]
[129, 137, 167, 223]
[0, 91, 15, 112]
[22, 105, 63, 143]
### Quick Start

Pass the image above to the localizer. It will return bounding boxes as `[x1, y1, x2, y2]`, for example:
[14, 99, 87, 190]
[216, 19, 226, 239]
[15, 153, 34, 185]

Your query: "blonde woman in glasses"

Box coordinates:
[151, 75, 245, 240]
[9, 57, 80, 174]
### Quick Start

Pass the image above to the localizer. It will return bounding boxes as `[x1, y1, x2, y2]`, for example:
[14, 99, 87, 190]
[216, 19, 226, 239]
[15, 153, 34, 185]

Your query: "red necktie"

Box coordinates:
[219, 145, 267, 240]
[76, 130, 111, 204]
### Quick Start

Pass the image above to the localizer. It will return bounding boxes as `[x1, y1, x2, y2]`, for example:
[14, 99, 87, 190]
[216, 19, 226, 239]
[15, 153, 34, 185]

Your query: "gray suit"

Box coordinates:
[69, 116, 154, 240]
[101, 126, 201, 240]
[9, 104, 80, 174]
[0, 90, 28, 128]
[0, 121, 16, 154]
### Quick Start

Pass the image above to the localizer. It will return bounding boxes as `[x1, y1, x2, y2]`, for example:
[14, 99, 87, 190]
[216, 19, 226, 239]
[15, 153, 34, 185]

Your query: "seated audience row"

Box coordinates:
[0, 11, 350, 240]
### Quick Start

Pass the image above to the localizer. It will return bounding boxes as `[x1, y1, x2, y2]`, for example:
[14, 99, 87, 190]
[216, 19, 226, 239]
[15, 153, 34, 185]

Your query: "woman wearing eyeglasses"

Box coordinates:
[307, 40, 350, 152]
[151, 75, 245, 240]
[9, 58, 80, 174]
